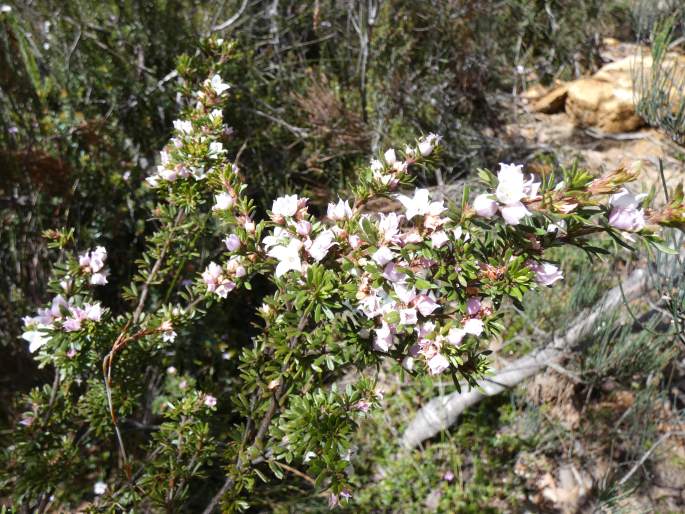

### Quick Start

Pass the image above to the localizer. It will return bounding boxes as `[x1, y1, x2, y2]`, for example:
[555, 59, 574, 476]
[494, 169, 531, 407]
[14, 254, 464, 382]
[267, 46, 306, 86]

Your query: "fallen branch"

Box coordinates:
[401, 268, 650, 449]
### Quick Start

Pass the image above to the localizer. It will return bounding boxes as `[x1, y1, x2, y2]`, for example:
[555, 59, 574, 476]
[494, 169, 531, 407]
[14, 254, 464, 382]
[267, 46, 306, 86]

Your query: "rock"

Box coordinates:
[532, 84, 568, 114]
[565, 78, 644, 133]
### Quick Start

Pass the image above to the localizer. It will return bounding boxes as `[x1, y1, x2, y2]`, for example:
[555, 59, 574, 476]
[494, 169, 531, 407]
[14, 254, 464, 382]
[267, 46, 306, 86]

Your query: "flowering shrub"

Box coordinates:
[12, 67, 685, 512]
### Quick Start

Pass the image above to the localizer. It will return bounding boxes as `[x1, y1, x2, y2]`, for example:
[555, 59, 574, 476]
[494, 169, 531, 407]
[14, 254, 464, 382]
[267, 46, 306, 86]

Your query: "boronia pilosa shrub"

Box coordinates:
[8, 56, 685, 512]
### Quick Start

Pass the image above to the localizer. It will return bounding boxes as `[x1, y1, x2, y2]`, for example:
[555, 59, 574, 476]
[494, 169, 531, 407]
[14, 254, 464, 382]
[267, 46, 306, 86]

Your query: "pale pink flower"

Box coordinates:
[373, 322, 395, 352]
[415, 294, 439, 316]
[402, 355, 415, 371]
[215, 281, 236, 298]
[354, 399, 371, 413]
[62, 317, 82, 332]
[306, 229, 336, 262]
[372, 246, 395, 266]
[223, 234, 241, 252]
[608, 188, 646, 232]
[466, 297, 481, 316]
[202, 262, 223, 292]
[528, 261, 563, 286]
[393, 284, 417, 305]
[399, 308, 418, 325]
[79, 246, 108, 285]
[295, 220, 312, 236]
[83, 303, 103, 322]
[377, 213, 403, 243]
[203, 394, 217, 408]
[348, 234, 362, 250]
[427, 353, 450, 375]
[382, 262, 407, 283]
[173, 119, 193, 135]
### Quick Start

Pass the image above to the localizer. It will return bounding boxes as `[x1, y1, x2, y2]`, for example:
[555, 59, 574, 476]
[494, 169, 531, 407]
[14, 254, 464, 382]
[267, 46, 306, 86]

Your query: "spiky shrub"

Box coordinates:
[6, 50, 685, 512]
[634, 16, 685, 145]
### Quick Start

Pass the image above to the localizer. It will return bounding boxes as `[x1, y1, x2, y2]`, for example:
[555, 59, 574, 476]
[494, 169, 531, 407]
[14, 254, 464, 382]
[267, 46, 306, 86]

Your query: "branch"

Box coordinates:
[211, 0, 249, 32]
[400, 267, 651, 449]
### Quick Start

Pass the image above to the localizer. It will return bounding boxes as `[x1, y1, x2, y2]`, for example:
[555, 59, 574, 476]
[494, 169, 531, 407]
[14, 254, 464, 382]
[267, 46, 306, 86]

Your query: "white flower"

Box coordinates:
[384, 148, 397, 165]
[418, 133, 441, 156]
[372, 246, 395, 266]
[473, 194, 498, 218]
[208, 141, 225, 158]
[1, 5, 13, 13]
[268, 238, 303, 277]
[209, 109, 223, 122]
[21, 329, 51, 353]
[90, 272, 108, 286]
[377, 212, 403, 243]
[447, 327, 465, 346]
[397, 189, 445, 220]
[271, 194, 300, 218]
[213, 192, 234, 211]
[162, 330, 177, 342]
[190, 166, 207, 180]
[500, 202, 530, 225]
[431, 231, 449, 248]
[307, 229, 336, 262]
[463, 318, 484, 336]
[262, 227, 290, 250]
[94, 481, 107, 496]
[427, 353, 450, 375]
[327, 199, 353, 221]
[203, 394, 217, 407]
[370, 159, 383, 172]
[402, 356, 415, 371]
[495, 163, 526, 205]
[173, 119, 193, 135]
[146, 175, 161, 188]
[207, 74, 231, 95]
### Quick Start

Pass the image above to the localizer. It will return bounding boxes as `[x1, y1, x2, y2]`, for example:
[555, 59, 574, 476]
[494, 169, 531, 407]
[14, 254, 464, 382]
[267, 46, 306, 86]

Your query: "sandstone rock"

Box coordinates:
[565, 78, 644, 133]
[532, 84, 568, 114]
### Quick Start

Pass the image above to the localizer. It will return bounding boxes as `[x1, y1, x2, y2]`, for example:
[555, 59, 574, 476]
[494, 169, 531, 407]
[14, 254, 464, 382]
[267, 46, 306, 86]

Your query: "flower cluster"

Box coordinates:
[145, 75, 230, 188]
[21, 295, 103, 353]
[78, 246, 108, 285]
